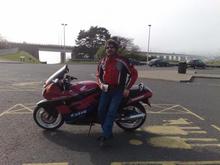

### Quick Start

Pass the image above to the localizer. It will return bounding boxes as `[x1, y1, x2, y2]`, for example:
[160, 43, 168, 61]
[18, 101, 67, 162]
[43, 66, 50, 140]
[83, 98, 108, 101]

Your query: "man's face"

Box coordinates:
[106, 44, 117, 56]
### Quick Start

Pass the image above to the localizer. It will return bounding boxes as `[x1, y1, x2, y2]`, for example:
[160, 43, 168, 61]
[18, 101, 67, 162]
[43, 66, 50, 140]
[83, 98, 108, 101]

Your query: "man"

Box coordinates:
[96, 39, 138, 146]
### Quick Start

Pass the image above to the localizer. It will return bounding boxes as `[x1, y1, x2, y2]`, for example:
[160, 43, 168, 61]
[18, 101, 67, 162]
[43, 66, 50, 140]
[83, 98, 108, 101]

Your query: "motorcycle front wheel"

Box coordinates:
[33, 105, 64, 130]
[116, 103, 146, 131]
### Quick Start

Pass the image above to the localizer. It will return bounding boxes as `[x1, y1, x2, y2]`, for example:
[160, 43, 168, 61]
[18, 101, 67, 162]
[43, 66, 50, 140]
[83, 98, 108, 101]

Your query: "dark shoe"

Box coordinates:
[98, 135, 114, 147]
[98, 136, 107, 147]
[97, 134, 113, 141]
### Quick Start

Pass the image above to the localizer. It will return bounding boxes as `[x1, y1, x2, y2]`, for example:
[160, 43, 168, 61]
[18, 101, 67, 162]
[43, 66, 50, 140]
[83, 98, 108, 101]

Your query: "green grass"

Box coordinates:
[207, 60, 220, 66]
[0, 51, 40, 63]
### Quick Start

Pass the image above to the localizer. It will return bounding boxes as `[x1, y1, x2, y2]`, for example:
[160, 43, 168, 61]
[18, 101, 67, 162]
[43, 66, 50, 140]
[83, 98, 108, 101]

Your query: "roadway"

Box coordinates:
[0, 64, 220, 165]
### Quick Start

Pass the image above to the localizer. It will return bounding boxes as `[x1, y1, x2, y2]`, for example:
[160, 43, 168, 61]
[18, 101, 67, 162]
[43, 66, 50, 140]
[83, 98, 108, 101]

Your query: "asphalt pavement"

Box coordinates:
[1, 64, 220, 165]
[138, 67, 220, 82]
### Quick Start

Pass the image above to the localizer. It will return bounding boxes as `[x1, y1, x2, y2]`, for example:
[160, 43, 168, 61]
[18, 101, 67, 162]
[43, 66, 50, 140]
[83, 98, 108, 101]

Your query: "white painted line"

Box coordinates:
[211, 124, 220, 132]
[150, 104, 166, 109]
[179, 127, 201, 130]
[23, 163, 68, 165]
[187, 131, 207, 134]
[0, 104, 34, 117]
[191, 144, 220, 147]
[8, 112, 32, 114]
[0, 104, 20, 117]
[179, 105, 205, 120]
[19, 104, 33, 112]
[146, 111, 188, 114]
[157, 104, 179, 113]
[184, 138, 218, 142]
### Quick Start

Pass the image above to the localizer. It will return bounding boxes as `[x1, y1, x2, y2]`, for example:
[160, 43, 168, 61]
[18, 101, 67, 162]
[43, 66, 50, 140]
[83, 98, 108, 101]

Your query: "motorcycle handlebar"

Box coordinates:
[65, 75, 77, 81]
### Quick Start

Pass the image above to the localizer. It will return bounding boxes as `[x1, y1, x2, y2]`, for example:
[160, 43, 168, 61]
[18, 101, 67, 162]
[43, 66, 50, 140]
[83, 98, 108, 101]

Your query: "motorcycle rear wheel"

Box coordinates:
[33, 105, 64, 130]
[116, 103, 146, 131]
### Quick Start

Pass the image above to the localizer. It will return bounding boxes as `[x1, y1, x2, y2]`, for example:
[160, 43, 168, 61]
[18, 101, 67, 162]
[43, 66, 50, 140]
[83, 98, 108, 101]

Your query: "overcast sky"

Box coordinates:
[1, 0, 220, 56]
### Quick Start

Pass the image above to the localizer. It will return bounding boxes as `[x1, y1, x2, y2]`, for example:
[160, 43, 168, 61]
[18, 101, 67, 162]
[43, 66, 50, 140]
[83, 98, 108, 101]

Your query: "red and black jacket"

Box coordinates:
[96, 54, 138, 90]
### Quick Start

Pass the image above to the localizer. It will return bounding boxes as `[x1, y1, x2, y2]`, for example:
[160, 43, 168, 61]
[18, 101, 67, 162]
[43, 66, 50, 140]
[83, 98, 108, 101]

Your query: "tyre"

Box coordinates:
[33, 105, 64, 130]
[116, 103, 146, 131]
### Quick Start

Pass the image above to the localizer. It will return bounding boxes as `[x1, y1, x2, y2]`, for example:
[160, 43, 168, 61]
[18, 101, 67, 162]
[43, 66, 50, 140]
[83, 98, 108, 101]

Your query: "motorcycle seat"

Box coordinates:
[129, 85, 141, 98]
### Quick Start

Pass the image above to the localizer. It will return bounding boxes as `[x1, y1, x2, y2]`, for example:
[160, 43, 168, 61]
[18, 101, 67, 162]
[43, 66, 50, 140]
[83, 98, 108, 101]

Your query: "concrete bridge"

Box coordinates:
[8, 42, 74, 63]
[6, 42, 205, 63]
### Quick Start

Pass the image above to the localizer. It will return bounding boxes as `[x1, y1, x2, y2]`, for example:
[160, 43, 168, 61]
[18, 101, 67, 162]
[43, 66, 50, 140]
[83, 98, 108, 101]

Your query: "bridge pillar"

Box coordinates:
[60, 52, 66, 63]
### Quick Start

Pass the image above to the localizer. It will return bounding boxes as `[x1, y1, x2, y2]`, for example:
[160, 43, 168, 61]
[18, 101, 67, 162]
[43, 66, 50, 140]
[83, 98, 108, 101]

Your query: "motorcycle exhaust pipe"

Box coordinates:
[119, 113, 145, 121]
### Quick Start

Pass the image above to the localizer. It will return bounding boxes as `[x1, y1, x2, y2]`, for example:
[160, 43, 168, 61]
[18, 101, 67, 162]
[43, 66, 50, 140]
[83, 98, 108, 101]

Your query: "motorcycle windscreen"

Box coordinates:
[45, 65, 69, 86]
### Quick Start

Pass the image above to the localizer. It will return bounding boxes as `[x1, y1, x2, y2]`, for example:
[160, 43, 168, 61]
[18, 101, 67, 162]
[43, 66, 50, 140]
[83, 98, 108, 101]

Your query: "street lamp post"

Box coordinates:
[61, 23, 67, 49]
[147, 24, 151, 62]
[61, 23, 67, 63]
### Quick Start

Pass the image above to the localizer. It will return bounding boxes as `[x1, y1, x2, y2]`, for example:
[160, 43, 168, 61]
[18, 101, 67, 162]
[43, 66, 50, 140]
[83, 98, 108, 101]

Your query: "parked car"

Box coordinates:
[187, 59, 206, 69]
[129, 58, 146, 65]
[147, 58, 169, 67]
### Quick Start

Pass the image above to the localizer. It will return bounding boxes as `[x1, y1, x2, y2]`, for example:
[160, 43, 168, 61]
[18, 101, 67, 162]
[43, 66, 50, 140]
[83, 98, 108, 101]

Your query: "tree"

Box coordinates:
[95, 36, 142, 60]
[111, 36, 140, 52]
[73, 26, 111, 59]
[0, 34, 8, 49]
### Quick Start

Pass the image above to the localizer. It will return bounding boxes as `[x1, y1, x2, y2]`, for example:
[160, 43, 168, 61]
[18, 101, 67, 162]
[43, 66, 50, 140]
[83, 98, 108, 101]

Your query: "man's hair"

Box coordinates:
[105, 39, 119, 50]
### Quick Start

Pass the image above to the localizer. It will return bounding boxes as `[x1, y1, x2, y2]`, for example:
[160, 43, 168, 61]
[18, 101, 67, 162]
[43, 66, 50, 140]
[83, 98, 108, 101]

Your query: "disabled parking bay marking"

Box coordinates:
[126, 104, 220, 149]
[144, 104, 205, 120]
[0, 103, 34, 117]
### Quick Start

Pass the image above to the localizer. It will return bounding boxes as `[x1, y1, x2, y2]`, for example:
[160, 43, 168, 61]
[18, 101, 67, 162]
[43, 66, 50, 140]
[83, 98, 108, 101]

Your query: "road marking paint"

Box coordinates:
[145, 104, 205, 119]
[7, 111, 32, 114]
[150, 104, 175, 109]
[184, 138, 218, 142]
[144, 126, 188, 135]
[0, 104, 33, 117]
[23, 163, 68, 165]
[147, 136, 191, 149]
[0, 104, 19, 117]
[190, 144, 220, 147]
[179, 127, 201, 129]
[9, 106, 33, 113]
[19, 104, 33, 112]
[179, 105, 205, 120]
[8, 104, 33, 112]
[148, 112, 188, 114]
[157, 104, 180, 113]
[211, 124, 220, 132]
[129, 139, 143, 145]
[111, 160, 220, 165]
[163, 118, 192, 125]
[187, 131, 207, 134]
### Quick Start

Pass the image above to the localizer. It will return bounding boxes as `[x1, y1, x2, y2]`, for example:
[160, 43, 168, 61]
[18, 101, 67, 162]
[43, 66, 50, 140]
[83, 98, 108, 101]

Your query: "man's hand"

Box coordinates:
[100, 83, 109, 92]
[123, 88, 130, 97]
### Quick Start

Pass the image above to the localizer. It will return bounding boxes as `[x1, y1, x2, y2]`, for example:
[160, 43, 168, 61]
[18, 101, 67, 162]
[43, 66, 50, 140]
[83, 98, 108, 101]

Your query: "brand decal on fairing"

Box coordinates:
[71, 110, 87, 118]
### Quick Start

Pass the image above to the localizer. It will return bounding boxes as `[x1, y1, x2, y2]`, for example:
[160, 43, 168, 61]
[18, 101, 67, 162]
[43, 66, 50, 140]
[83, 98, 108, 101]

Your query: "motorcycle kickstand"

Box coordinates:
[88, 122, 93, 136]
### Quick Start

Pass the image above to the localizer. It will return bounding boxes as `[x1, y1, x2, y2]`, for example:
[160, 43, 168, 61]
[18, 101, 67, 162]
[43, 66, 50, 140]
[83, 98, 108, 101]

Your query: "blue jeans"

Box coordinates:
[98, 88, 124, 138]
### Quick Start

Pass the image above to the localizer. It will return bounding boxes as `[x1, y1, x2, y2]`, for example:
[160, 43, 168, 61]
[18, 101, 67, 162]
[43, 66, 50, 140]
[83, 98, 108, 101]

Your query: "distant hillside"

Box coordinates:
[0, 50, 39, 63]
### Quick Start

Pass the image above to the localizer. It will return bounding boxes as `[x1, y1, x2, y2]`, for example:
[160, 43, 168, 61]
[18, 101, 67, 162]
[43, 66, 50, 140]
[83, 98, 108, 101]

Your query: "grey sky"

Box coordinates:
[0, 0, 220, 56]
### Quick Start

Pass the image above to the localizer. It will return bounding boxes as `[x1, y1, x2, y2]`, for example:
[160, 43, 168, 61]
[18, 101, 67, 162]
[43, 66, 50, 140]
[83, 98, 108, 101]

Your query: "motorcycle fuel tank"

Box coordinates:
[70, 81, 99, 94]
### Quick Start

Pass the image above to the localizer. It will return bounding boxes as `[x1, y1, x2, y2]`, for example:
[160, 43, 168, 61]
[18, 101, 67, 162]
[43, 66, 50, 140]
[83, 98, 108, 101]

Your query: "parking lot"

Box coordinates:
[1, 64, 220, 165]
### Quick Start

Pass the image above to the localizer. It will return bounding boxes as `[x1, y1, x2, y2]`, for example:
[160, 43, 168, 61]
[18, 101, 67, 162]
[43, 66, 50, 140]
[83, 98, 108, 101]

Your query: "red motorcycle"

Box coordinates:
[33, 65, 152, 132]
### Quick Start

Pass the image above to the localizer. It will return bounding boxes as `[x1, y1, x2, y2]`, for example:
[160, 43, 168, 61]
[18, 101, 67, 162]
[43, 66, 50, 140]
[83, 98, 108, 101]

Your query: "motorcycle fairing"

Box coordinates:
[126, 83, 152, 106]
[44, 64, 69, 87]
